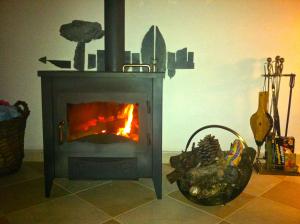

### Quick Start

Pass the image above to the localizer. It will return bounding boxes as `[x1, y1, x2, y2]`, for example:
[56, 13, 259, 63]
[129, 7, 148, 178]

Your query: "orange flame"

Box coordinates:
[67, 102, 139, 142]
[117, 104, 134, 137]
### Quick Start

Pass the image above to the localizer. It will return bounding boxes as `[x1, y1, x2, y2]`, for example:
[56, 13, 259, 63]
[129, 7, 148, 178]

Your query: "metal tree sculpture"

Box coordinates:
[60, 20, 104, 71]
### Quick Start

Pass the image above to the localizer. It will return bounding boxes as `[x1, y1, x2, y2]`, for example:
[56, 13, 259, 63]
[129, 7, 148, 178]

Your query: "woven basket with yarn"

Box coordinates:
[0, 101, 30, 176]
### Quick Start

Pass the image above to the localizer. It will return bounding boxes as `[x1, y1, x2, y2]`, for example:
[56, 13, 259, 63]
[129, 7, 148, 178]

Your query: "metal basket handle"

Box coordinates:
[184, 124, 248, 152]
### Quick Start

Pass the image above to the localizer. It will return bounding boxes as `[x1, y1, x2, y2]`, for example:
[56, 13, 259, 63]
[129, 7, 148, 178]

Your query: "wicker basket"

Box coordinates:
[0, 101, 30, 176]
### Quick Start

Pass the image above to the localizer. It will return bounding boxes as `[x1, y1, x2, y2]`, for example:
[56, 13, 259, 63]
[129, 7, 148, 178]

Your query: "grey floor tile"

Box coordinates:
[138, 164, 179, 194]
[25, 162, 44, 174]
[117, 196, 221, 224]
[0, 178, 69, 214]
[2, 160, 299, 224]
[283, 175, 300, 184]
[262, 180, 300, 210]
[225, 197, 300, 224]
[6, 195, 111, 224]
[0, 163, 42, 187]
[169, 191, 255, 219]
[243, 172, 282, 196]
[77, 181, 155, 217]
[54, 178, 109, 193]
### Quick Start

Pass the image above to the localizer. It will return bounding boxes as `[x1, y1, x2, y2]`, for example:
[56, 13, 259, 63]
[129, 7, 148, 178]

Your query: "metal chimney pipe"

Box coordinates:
[104, 0, 125, 72]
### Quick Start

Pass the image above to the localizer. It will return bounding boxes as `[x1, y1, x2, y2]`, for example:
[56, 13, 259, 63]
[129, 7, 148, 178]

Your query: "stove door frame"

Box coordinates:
[54, 92, 152, 178]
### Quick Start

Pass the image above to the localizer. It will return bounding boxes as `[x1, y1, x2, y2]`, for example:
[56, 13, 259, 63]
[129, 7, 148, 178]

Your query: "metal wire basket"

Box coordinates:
[176, 125, 256, 205]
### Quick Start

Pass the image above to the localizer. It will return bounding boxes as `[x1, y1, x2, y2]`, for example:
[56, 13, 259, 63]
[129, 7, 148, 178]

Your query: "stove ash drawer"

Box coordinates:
[68, 157, 138, 179]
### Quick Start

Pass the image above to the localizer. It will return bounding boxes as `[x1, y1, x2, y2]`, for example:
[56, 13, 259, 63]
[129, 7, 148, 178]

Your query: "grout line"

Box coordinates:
[278, 177, 300, 185]
[52, 181, 75, 195]
[99, 218, 120, 224]
[216, 220, 224, 224]
[256, 195, 300, 212]
[133, 177, 181, 196]
[221, 177, 285, 220]
[133, 180, 182, 201]
[53, 180, 116, 220]
[165, 194, 221, 220]
[114, 198, 157, 219]
[167, 188, 180, 195]
[216, 220, 225, 224]
[112, 217, 125, 224]
[73, 194, 113, 220]
[74, 190, 165, 223]
[76, 180, 112, 194]
[4, 180, 86, 216]
[133, 179, 155, 191]
[213, 176, 289, 220]
[4, 193, 75, 216]
[217, 219, 234, 224]
[221, 197, 257, 220]
[99, 217, 125, 224]
[242, 172, 285, 197]
[51, 180, 157, 221]
[54, 179, 112, 195]
[3, 180, 113, 222]
[255, 178, 284, 197]
[0, 175, 43, 189]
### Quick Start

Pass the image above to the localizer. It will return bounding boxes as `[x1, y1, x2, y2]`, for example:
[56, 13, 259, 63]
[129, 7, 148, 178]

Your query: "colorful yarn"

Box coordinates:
[225, 139, 244, 166]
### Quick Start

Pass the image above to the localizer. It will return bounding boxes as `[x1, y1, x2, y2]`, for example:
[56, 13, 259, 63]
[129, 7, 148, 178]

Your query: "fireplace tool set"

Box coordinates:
[250, 56, 298, 174]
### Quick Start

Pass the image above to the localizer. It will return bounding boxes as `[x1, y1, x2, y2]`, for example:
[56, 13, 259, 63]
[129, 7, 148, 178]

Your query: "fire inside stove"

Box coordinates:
[67, 102, 139, 142]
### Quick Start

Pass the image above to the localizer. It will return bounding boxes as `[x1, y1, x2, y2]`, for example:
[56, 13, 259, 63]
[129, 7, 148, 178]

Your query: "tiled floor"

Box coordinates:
[1, 162, 300, 224]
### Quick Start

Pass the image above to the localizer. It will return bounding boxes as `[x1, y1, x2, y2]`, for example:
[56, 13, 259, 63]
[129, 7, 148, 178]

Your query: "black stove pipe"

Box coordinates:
[105, 0, 125, 72]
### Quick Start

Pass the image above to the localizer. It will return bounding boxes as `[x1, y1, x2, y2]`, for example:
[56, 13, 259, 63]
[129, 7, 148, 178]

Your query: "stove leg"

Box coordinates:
[152, 162, 162, 199]
[153, 176, 162, 199]
[45, 177, 53, 198]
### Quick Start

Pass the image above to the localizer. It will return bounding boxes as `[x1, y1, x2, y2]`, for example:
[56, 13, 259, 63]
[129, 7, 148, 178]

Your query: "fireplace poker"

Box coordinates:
[271, 81, 281, 137]
[266, 57, 274, 114]
[285, 74, 296, 137]
[266, 57, 273, 97]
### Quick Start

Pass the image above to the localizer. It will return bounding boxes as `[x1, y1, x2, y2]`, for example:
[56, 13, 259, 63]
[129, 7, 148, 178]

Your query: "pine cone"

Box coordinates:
[193, 135, 222, 166]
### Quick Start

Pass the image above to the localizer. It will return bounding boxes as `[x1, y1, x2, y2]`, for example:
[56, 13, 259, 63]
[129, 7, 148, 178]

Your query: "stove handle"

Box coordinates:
[122, 64, 152, 72]
[58, 121, 65, 145]
[147, 133, 152, 145]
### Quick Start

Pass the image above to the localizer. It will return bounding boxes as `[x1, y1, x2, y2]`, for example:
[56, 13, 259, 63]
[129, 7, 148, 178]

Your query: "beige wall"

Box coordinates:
[0, 0, 299, 153]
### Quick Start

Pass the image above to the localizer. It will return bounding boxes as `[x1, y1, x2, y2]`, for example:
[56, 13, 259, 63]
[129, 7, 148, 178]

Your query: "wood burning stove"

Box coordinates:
[38, 71, 163, 198]
[38, 0, 163, 199]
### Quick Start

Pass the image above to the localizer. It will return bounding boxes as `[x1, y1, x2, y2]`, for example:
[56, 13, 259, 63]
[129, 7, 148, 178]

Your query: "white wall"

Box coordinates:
[0, 0, 299, 153]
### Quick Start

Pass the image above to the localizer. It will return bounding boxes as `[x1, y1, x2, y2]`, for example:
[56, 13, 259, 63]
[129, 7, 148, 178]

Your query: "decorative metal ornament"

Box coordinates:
[60, 20, 104, 71]
[141, 25, 166, 73]
[39, 56, 71, 69]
